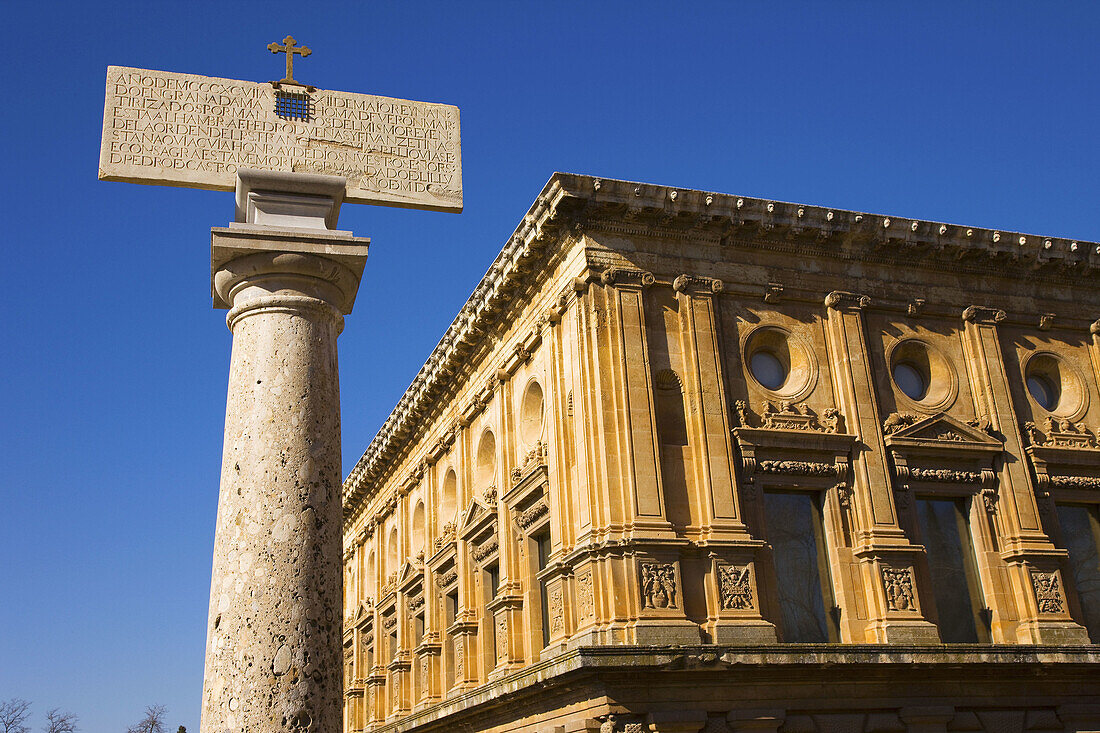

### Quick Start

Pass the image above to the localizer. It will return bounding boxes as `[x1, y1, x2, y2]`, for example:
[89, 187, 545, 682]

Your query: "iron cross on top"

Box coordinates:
[268, 36, 311, 87]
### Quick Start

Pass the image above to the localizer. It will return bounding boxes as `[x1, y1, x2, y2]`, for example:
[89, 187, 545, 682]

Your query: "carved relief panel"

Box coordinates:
[880, 566, 919, 613]
[717, 563, 756, 611]
[637, 559, 682, 612]
[575, 568, 595, 625]
[1030, 569, 1067, 615]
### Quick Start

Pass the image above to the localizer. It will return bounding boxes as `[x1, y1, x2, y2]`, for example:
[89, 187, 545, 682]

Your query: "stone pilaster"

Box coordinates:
[672, 275, 772, 644]
[671, 275, 745, 535]
[199, 172, 369, 733]
[823, 291, 939, 643]
[960, 306, 1088, 643]
[602, 272, 671, 533]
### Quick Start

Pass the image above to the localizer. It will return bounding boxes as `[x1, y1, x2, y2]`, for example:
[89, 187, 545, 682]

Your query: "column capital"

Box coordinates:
[962, 305, 1006, 324]
[599, 267, 655, 288]
[211, 227, 369, 313]
[824, 290, 870, 311]
[672, 273, 722, 294]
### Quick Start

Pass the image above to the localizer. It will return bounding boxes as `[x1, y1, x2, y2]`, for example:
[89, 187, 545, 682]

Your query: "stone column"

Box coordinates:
[200, 170, 369, 733]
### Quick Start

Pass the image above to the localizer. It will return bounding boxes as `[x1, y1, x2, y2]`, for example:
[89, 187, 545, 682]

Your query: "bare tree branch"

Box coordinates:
[125, 705, 166, 733]
[43, 709, 77, 733]
[0, 699, 31, 733]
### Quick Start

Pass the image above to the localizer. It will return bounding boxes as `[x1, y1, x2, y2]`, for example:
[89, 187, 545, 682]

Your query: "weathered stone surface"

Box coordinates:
[100, 66, 462, 211]
[200, 184, 368, 733]
[339, 173, 1100, 731]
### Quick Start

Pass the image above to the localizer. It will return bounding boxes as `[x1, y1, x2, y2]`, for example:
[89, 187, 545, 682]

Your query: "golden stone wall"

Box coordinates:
[341, 174, 1100, 732]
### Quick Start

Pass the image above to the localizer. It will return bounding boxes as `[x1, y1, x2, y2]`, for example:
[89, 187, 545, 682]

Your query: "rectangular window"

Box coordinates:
[413, 613, 425, 647]
[915, 497, 987, 643]
[535, 531, 552, 648]
[1055, 503, 1100, 642]
[485, 564, 499, 667]
[444, 591, 458, 689]
[382, 611, 397, 663]
[487, 564, 500, 600]
[763, 491, 837, 642]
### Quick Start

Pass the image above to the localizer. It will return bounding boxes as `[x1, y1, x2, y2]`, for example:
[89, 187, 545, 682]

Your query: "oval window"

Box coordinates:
[750, 351, 787, 391]
[1026, 374, 1058, 411]
[893, 362, 928, 401]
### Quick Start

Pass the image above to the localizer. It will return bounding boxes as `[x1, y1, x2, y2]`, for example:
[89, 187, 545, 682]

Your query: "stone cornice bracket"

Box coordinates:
[547, 284, 575, 325]
[1090, 319, 1100, 335]
[673, 274, 723, 294]
[962, 305, 1007, 325]
[764, 282, 783, 303]
[907, 298, 926, 317]
[1038, 313, 1056, 331]
[824, 291, 871, 311]
[599, 267, 655, 288]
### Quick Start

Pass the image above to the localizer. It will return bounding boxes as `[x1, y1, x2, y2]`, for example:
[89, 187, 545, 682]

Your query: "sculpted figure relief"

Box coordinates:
[549, 588, 564, 634]
[882, 567, 917, 612]
[577, 572, 594, 619]
[641, 562, 677, 609]
[736, 400, 845, 433]
[496, 616, 508, 662]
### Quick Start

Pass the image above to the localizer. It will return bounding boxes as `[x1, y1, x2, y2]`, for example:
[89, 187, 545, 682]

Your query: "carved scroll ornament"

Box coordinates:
[516, 500, 550, 530]
[511, 440, 548, 482]
[735, 399, 844, 433]
[433, 521, 456, 551]
[824, 291, 870, 311]
[758, 460, 838, 477]
[472, 537, 499, 564]
[1024, 418, 1096, 449]
[437, 568, 458, 589]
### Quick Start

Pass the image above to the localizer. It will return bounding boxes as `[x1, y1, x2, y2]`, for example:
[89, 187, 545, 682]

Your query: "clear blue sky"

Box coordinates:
[2, 1, 1097, 731]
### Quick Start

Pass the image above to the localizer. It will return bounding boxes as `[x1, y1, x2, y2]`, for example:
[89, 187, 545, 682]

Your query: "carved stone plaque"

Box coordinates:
[100, 66, 463, 211]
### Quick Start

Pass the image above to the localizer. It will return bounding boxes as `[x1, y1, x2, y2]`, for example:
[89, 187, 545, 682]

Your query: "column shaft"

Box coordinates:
[201, 226, 367, 733]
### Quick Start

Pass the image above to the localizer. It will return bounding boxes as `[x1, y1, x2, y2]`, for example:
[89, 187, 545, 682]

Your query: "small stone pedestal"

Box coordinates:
[200, 170, 369, 733]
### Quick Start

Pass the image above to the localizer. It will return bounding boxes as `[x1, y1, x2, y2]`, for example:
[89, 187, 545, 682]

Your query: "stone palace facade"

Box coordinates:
[340, 174, 1100, 732]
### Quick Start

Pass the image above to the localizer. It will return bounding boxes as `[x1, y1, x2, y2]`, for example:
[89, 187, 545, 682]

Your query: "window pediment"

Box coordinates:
[883, 412, 1002, 455]
[459, 497, 497, 540]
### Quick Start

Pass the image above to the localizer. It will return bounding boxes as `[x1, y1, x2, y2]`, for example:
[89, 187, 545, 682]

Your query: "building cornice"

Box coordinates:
[343, 172, 1100, 523]
[342, 175, 576, 519]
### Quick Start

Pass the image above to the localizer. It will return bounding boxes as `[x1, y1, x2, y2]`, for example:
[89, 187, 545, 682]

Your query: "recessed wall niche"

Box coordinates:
[1023, 351, 1087, 419]
[887, 339, 957, 412]
[518, 380, 545, 447]
[743, 326, 817, 401]
[476, 429, 497, 486]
